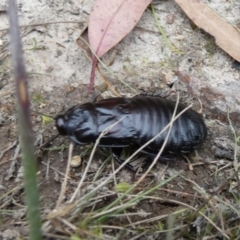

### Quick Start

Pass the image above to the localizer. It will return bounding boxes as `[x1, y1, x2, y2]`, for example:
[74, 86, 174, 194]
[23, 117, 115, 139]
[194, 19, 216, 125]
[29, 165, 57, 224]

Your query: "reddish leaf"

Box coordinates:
[87, 0, 151, 92]
[88, 0, 151, 57]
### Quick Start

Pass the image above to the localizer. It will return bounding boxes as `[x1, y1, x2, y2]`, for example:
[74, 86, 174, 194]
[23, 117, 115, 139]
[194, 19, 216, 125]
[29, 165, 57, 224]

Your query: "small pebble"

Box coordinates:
[70, 155, 81, 167]
[166, 14, 175, 24]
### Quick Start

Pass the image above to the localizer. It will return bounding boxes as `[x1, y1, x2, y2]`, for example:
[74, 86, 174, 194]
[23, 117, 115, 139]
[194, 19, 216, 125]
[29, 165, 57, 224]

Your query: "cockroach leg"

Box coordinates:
[112, 148, 136, 172]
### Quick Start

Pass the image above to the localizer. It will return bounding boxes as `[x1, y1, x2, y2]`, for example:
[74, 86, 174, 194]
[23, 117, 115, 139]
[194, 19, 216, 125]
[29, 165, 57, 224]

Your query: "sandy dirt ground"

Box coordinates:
[0, 0, 240, 239]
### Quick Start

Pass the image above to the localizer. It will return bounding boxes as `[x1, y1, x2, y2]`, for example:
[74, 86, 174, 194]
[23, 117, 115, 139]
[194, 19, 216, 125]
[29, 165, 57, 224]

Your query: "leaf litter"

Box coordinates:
[175, 0, 240, 62]
[87, 0, 151, 91]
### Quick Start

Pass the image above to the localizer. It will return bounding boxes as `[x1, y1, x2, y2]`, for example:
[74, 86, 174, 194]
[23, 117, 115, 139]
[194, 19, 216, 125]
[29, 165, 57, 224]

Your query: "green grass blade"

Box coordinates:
[8, 1, 42, 239]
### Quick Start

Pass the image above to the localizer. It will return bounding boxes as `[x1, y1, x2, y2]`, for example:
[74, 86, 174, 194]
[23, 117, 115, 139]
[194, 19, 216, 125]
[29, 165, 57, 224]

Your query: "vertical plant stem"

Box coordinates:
[8, 0, 42, 239]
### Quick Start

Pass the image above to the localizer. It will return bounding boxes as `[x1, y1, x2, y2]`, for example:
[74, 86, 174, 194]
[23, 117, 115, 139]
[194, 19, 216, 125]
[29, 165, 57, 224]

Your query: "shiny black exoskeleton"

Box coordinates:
[55, 96, 207, 168]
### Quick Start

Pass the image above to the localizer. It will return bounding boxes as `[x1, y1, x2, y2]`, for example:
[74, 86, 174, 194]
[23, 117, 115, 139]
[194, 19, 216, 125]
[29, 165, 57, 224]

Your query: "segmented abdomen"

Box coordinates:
[127, 96, 207, 154]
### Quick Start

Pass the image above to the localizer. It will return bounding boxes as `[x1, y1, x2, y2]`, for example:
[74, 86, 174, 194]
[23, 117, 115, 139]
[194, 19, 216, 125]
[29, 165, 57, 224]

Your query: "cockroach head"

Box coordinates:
[55, 114, 68, 135]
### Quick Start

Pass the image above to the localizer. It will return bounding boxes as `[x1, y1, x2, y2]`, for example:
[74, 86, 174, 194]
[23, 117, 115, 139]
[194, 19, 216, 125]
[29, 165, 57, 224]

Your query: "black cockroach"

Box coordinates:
[55, 96, 207, 169]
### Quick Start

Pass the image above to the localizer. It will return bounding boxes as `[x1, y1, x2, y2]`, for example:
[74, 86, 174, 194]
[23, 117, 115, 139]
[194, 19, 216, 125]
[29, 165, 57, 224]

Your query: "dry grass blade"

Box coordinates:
[90, 203, 136, 219]
[76, 24, 121, 97]
[0, 141, 17, 161]
[69, 95, 192, 214]
[70, 117, 126, 202]
[41, 161, 71, 179]
[173, 175, 232, 240]
[56, 217, 104, 240]
[115, 94, 192, 183]
[94, 173, 180, 224]
[126, 194, 230, 238]
[77, 35, 136, 92]
[227, 110, 239, 173]
[56, 142, 73, 208]
[127, 209, 185, 227]
[111, 161, 134, 228]
[43, 93, 206, 238]
[184, 177, 226, 235]
[175, 0, 240, 61]
[0, 20, 85, 32]
[96, 65, 121, 97]
[0, 184, 23, 204]
[135, 93, 181, 185]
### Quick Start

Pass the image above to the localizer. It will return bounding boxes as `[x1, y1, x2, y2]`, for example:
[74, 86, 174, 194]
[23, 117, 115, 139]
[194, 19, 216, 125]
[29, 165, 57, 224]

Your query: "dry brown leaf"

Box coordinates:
[175, 0, 240, 62]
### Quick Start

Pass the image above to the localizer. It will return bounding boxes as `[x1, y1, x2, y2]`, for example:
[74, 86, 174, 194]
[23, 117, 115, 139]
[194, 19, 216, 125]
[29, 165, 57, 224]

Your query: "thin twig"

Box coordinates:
[70, 117, 126, 202]
[90, 203, 136, 219]
[227, 109, 239, 173]
[136, 93, 180, 185]
[0, 20, 85, 32]
[74, 101, 193, 211]
[58, 217, 104, 240]
[173, 176, 231, 240]
[0, 140, 17, 161]
[185, 177, 226, 235]
[111, 161, 135, 228]
[77, 36, 137, 93]
[126, 194, 226, 237]
[56, 142, 73, 208]
[35, 134, 59, 151]
[96, 64, 121, 97]
[41, 161, 70, 179]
